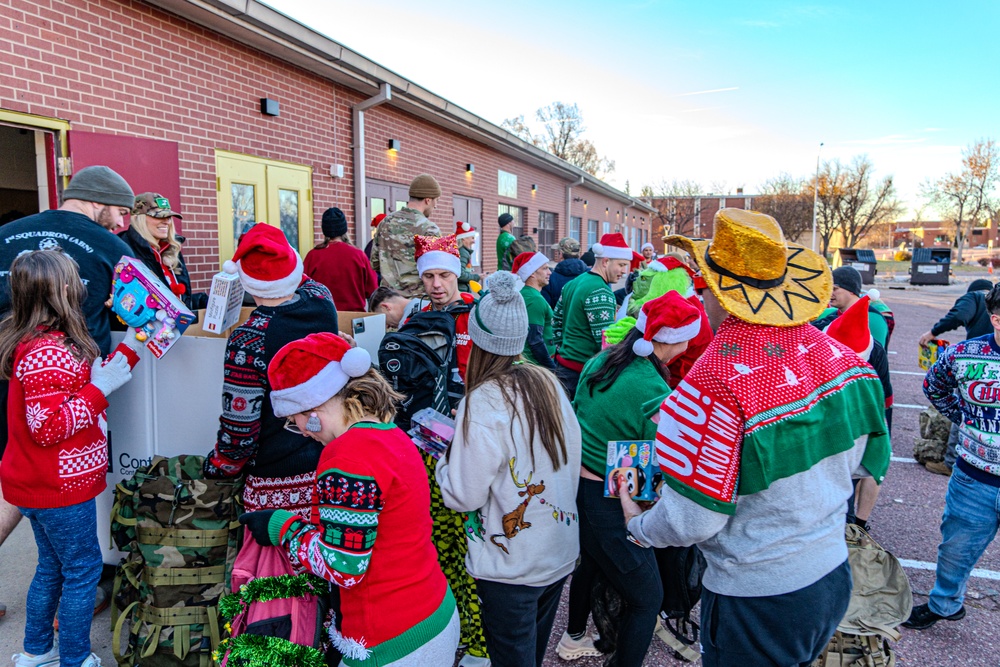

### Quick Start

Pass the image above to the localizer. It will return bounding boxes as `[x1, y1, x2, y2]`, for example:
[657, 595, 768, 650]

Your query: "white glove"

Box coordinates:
[90, 353, 133, 398]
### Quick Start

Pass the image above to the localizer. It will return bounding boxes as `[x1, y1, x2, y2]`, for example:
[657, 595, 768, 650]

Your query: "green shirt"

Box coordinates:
[521, 285, 555, 364]
[573, 353, 671, 476]
[552, 272, 616, 364]
[496, 230, 516, 272]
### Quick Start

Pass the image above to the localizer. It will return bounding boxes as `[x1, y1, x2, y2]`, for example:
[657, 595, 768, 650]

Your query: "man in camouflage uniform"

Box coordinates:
[371, 174, 443, 297]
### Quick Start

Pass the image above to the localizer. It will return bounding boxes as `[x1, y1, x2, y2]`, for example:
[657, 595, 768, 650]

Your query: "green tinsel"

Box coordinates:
[214, 633, 325, 667]
[219, 573, 329, 620]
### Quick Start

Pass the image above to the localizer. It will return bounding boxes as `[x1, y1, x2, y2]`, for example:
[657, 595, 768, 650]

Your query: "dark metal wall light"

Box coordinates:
[260, 98, 280, 116]
[388, 139, 401, 152]
[466, 163, 475, 174]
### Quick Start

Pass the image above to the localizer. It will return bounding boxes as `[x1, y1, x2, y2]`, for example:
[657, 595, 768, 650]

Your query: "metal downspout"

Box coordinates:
[565, 175, 585, 240]
[352, 83, 391, 249]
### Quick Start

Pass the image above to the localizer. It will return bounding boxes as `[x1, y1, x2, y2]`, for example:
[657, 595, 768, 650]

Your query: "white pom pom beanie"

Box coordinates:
[268, 332, 372, 418]
[468, 271, 529, 356]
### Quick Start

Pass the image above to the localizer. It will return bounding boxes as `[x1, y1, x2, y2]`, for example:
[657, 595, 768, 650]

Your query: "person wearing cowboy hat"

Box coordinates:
[618, 208, 891, 666]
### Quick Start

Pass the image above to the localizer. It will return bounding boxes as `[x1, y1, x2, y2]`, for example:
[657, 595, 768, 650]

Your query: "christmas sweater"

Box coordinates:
[574, 353, 669, 477]
[552, 272, 616, 368]
[271, 423, 454, 665]
[206, 280, 337, 479]
[436, 375, 582, 587]
[924, 334, 1000, 479]
[521, 285, 555, 368]
[0, 332, 109, 508]
[628, 318, 891, 597]
[496, 230, 516, 272]
[421, 292, 476, 380]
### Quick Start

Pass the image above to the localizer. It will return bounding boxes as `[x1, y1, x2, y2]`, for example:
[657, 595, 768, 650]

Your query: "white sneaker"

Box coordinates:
[458, 655, 490, 667]
[556, 631, 602, 660]
[10, 648, 59, 667]
[80, 654, 101, 667]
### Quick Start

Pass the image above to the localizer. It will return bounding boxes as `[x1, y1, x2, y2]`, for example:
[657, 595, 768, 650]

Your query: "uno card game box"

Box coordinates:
[605, 440, 660, 502]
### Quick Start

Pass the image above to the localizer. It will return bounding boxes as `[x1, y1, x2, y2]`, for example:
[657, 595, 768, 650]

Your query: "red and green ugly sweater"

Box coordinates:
[268, 423, 454, 666]
[627, 318, 891, 597]
[552, 271, 616, 368]
[1, 332, 110, 508]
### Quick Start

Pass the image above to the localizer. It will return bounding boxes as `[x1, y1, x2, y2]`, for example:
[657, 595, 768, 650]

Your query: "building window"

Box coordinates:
[602, 221, 611, 236]
[587, 219, 598, 248]
[570, 216, 582, 242]
[538, 211, 557, 259]
[498, 203, 526, 238]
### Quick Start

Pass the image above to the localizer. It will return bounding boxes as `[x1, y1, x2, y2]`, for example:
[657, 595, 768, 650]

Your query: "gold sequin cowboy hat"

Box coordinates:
[665, 208, 831, 326]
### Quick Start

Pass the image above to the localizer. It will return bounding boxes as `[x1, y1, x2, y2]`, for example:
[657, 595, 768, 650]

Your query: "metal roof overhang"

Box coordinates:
[142, 0, 655, 214]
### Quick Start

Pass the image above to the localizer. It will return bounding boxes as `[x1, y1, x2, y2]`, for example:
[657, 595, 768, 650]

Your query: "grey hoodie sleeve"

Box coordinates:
[627, 487, 730, 548]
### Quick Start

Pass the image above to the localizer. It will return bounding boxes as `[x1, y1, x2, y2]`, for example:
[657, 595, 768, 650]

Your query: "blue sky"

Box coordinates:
[264, 0, 999, 217]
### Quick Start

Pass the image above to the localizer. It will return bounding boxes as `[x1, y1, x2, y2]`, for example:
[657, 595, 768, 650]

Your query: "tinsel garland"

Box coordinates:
[213, 633, 325, 667]
[218, 573, 329, 620]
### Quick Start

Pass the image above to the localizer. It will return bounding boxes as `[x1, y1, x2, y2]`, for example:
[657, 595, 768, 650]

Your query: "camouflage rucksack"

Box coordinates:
[110, 455, 242, 667]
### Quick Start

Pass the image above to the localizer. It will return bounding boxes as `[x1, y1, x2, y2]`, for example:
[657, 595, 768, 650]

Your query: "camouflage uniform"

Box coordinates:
[371, 207, 441, 297]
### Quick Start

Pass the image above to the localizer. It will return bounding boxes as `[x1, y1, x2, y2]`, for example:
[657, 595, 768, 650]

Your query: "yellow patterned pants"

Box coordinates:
[424, 453, 488, 659]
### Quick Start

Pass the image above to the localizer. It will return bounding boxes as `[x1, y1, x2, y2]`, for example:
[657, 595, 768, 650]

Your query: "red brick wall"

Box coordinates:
[1, 0, 648, 289]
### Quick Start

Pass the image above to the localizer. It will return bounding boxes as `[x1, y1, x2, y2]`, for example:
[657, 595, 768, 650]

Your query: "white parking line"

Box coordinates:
[888, 351, 897, 355]
[895, 403, 928, 410]
[891, 370, 926, 376]
[899, 559, 1000, 582]
[891, 456, 917, 463]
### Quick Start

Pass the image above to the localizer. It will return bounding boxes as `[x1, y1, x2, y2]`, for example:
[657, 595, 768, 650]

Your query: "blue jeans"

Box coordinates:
[18, 499, 103, 667]
[929, 467, 1000, 616]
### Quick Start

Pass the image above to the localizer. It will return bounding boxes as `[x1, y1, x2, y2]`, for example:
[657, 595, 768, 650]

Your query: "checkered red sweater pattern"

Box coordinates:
[0, 332, 109, 508]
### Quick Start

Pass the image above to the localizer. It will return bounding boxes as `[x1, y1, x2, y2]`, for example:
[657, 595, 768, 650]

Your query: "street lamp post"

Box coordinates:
[811, 142, 824, 253]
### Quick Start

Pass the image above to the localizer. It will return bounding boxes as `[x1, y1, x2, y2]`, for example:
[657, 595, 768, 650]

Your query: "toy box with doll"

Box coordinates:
[408, 407, 455, 460]
[605, 440, 661, 502]
[112, 256, 196, 358]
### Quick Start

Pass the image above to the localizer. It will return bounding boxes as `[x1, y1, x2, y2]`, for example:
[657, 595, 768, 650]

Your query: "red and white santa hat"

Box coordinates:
[456, 221, 477, 240]
[268, 332, 372, 418]
[825, 291, 878, 361]
[223, 223, 303, 298]
[512, 251, 548, 282]
[592, 233, 633, 260]
[415, 233, 462, 277]
[632, 291, 701, 357]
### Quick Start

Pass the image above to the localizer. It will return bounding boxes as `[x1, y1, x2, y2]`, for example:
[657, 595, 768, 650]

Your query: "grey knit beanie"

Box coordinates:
[62, 166, 135, 209]
[468, 271, 528, 355]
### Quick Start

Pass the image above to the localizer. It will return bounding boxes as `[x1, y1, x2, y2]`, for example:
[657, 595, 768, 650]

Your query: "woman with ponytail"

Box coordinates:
[436, 271, 582, 667]
[556, 291, 702, 666]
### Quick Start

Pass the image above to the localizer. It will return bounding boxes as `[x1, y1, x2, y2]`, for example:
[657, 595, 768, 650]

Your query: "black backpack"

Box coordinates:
[654, 545, 707, 662]
[378, 305, 470, 429]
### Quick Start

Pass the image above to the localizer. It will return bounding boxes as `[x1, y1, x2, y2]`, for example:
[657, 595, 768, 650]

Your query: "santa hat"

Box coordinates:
[372, 213, 386, 228]
[629, 251, 644, 272]
[647, 256, 695, 276]
[825, 291, 878, 362]
[592, 233, 632, 260]
[223, 223, 303, 298]
[456, 221, 477, 240]
[512, 251, 548, 282]
[415, 233, 462, 277]
[632, 291, 701, 357]
[269, 332, 372, 418]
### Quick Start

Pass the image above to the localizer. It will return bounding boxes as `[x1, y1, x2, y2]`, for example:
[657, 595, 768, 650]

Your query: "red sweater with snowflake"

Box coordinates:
[0, 333, 110, 509]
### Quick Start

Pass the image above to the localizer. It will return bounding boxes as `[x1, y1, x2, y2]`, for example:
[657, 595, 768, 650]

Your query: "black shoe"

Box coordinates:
[902, 603, 966, 630]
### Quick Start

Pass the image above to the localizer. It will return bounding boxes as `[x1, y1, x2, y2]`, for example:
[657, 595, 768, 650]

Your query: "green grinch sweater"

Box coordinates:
[574, 353, 671, 476]
[552, 272, 616, 366]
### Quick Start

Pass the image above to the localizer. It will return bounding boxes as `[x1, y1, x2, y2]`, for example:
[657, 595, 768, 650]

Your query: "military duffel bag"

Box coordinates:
[110, 455, 242, 666]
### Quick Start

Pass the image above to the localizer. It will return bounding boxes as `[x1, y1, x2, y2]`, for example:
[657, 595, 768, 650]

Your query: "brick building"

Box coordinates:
[643, 192, 755, 253]
[0, 0, 653, 290]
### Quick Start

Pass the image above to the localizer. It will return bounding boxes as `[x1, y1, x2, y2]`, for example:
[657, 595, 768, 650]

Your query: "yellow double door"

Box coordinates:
[215, 150, 314, 266]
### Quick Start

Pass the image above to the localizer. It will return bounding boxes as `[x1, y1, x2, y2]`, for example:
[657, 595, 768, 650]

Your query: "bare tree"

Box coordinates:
[500, 102, 615, 178]
[753, 174, 813, 242]
[641, 179, 704, 239]
[923, 138, 1000, 262]
[811, 157, 902, 257]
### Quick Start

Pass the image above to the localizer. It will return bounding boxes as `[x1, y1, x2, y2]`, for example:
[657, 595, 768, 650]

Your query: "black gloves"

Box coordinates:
[239, 510, 277, 546]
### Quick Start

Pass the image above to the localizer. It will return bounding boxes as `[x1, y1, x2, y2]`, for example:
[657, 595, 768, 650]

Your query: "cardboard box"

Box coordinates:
[202, 271, 245, 335]
[338, 311, 387, 364]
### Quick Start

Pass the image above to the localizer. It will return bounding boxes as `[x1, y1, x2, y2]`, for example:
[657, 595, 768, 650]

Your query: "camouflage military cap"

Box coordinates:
[132, 192, 182, 219]
[554, 237, 581, 256]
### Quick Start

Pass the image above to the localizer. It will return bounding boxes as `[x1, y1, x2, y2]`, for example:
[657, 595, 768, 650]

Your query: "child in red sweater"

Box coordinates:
[240, 332, 458, 666]
[0, 250, 135, 667]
